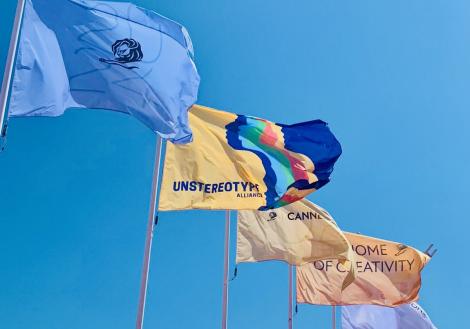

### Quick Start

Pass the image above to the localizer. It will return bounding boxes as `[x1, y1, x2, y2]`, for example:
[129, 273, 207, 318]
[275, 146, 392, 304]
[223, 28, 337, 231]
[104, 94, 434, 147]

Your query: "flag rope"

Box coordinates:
[229, 266, 238, 281]
[135, 136, 163, 329]
[294, 267, 298, 318]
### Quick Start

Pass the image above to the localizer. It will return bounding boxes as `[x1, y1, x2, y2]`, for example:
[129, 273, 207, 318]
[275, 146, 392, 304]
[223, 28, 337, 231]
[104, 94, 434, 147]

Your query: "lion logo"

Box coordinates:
[99, 38, 143, 69]
[267, 212, 277, 221]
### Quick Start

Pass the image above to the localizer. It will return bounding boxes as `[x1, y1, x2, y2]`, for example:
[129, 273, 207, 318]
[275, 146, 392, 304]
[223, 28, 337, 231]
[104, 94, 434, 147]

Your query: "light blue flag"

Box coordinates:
[342, 303, 437, 329]
[9, 0, 200, 143]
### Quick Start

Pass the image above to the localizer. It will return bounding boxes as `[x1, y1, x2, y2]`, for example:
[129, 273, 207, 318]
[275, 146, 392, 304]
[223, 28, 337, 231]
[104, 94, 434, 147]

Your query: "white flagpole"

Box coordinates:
[0, 0, 26, 137]
[135, 136, 163, 329]
[288, 264, 293, 329]
[221, 210, 230, 329]
[332, 306, 336, 329]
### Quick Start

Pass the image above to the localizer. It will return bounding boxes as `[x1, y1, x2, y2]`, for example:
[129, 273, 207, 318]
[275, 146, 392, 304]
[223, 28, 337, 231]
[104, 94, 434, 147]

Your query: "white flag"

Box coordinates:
[342, 303, 437, 329]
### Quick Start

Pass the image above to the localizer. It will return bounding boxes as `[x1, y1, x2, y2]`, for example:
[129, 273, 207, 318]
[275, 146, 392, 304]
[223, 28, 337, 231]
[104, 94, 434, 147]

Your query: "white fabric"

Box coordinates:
[342, 303, 437, 329]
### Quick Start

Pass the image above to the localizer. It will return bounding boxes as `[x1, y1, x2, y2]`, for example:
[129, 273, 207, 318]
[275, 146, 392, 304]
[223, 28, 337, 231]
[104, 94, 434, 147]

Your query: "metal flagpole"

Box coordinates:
[288, 264, 293, 329]
[332, 306, 336, 329]
[0, 0, 26, 138]
[221, 210, 231, 329]
[135, 136, 163, 329]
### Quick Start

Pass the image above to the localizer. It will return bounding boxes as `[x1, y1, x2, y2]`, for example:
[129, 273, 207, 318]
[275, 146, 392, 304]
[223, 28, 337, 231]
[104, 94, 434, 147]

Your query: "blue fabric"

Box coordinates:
[280, 120, 342, 190]
[9, 0, 200, 143]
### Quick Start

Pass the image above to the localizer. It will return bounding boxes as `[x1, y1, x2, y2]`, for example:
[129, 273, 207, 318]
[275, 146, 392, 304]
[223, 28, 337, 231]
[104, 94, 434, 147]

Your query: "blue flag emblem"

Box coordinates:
[9, 0, 200, 143]
[99, 38, 144, 69]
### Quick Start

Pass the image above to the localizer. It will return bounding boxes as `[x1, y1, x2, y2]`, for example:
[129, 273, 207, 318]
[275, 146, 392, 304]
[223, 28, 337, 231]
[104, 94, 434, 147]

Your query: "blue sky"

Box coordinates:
[0, 0, 467, 328]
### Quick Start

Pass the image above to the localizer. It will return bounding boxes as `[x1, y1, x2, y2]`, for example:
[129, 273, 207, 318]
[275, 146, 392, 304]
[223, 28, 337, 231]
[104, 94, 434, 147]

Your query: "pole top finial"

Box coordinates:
[424, 244, 437, 258]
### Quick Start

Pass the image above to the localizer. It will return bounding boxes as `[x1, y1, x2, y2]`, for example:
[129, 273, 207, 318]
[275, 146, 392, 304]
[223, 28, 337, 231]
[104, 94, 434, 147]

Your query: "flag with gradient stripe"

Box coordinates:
[159, 105, 341, 210]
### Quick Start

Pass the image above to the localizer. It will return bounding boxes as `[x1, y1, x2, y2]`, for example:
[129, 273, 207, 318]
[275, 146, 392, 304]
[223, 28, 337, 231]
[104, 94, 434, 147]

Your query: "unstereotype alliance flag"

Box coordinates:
[296, 233, 430, 307]
[158, 105, 342, 210]
[342, 303, 437, 329]
[9, 0, 200, 143]
[237, 199, 356, 288]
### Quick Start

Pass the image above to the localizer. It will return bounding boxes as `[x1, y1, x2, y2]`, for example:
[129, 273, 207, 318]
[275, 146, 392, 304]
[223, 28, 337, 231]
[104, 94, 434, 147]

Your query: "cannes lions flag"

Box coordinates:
[237, 199, 356, 288]
[342, 303, 437, 329]
[158, 105, 342, 210]
[296, 233, 430, 306]
[237, 199, 354, 265]
[9, 0, 199, 143]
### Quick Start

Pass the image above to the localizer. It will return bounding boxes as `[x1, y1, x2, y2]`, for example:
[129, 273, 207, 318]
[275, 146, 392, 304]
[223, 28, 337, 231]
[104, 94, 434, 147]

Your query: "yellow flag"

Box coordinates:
[296, 232, 430, 306]
[237, 199, 354, 266]
[158, 105, 342, 210]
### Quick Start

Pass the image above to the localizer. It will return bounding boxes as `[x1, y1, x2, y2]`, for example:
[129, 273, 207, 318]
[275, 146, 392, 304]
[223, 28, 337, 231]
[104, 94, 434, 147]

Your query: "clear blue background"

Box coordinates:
[0, 0, 466, 328]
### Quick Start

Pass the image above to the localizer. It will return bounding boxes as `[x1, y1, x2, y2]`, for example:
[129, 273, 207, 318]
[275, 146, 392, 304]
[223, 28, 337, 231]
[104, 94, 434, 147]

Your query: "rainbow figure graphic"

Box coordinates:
[226, 115, 342, 210]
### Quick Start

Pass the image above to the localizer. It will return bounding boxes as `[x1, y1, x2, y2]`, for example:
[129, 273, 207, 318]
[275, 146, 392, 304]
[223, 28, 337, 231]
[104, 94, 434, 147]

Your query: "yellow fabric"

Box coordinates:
[236, 199, 355, 267]
[159, 105, 269, 210]
[296, 232, 430, 307]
